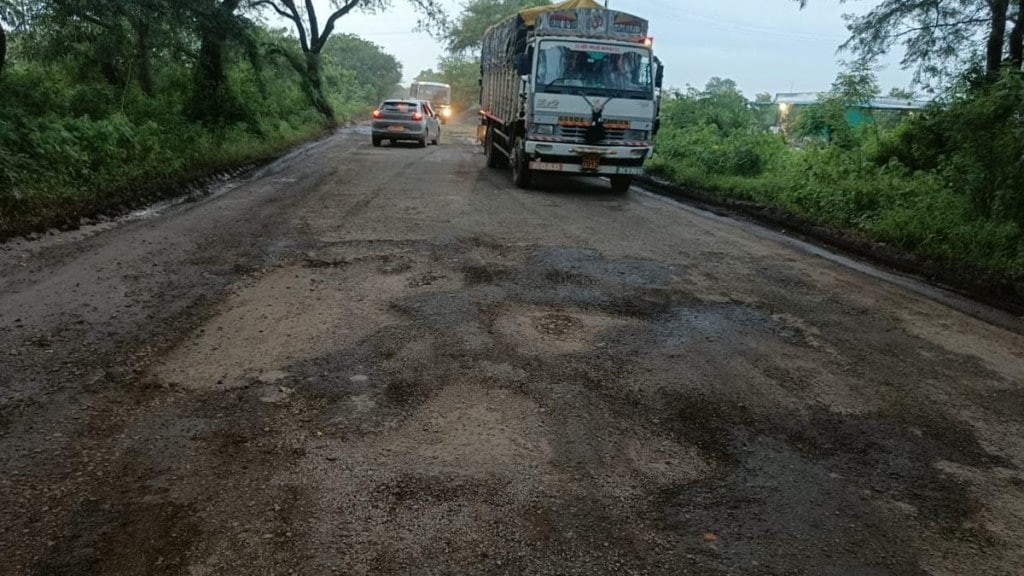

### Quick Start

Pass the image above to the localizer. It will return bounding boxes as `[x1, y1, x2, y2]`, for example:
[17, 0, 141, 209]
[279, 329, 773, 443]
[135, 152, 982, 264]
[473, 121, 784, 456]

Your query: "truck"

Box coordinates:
[478, 0, 662, 193]
[409, 81, 454, 124]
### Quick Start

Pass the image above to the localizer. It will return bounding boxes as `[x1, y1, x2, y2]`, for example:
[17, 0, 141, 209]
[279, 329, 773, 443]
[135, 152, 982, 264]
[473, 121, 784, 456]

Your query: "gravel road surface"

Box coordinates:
[2, 123, 1024, 575]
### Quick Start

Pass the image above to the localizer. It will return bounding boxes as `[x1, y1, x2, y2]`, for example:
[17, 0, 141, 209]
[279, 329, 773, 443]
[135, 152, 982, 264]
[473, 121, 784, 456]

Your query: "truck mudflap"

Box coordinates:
[528, 161, 644, 176]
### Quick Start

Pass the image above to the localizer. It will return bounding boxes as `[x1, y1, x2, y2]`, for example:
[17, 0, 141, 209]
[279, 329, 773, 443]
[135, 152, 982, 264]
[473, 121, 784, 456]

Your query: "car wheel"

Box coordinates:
[485, 126, 509, 169]
[372, 136, 382, 147]
[610, 175, 633, 194]
[418, 138, 427, 148]
[511, 137, 531, 189]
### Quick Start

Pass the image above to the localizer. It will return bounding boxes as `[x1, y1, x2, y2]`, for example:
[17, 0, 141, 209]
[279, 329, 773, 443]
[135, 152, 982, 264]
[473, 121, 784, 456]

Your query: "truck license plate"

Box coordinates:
[581, 154, 600, 171]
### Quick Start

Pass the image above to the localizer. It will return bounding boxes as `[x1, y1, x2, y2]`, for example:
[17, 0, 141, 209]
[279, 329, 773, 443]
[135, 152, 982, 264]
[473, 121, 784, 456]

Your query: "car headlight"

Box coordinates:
[531, 124, 555, 136]
[442, 108, 452, 117]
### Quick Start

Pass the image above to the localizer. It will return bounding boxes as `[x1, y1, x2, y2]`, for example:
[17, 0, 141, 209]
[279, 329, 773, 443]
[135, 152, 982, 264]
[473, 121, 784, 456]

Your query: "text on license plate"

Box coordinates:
[388, 126, 405, 132]
[581, 154, 600, 170]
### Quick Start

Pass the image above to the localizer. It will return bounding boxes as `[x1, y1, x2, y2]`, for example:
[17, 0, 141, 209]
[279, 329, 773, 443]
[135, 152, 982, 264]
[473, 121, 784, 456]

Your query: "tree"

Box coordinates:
[0, 16, 6, 75]
[887, 87, 916, 100]
[250, 0, 445, 122]
[795, 0, 1024, 86]
[445, 0, 549, 55]
[0, 0, 37, 74]
[43, 0, 187, 96]
[830, 60, 880, 107]
[190, 0, 249, 123]
[322, 33, 402, 104]
[415, 54, 478, 110]
[753, 92, 777, 129]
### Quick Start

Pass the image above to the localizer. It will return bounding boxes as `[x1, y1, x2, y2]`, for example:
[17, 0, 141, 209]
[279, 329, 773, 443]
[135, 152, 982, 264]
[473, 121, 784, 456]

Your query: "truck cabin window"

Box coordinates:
[536, 42, 652, 95]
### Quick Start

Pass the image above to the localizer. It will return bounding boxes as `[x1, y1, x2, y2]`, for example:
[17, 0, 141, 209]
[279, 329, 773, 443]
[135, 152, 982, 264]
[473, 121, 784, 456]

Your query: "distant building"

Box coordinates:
[773, 92, 932, 129]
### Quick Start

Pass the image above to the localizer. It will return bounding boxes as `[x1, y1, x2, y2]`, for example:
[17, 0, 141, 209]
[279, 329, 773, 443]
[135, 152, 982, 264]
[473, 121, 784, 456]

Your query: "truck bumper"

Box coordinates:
[523, 140, 652, 175]
[527, 161, 645, 175]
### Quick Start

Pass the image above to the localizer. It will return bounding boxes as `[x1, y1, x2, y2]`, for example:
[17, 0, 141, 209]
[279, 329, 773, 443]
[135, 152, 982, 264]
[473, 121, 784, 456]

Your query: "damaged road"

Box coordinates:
[2, 123, 1024, 575]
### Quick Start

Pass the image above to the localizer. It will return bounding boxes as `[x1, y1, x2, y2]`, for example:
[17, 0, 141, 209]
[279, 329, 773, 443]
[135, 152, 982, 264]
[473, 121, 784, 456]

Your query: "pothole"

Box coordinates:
[492, 306, 638, 356]
[533, 313, 582, 338]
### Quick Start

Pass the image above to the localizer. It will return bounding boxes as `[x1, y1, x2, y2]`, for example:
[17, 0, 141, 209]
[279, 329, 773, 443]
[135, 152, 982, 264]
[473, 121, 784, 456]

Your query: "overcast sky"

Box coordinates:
[309, 0, 913, 96]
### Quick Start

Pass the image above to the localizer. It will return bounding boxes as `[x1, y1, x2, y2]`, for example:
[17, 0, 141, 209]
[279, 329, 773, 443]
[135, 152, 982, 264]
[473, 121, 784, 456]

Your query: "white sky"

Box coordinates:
[307, 0, 914, 96]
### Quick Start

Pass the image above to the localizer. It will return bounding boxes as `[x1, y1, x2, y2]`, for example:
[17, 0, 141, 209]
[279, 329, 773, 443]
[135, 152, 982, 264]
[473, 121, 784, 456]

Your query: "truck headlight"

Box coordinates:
[530, 124, 555, 136]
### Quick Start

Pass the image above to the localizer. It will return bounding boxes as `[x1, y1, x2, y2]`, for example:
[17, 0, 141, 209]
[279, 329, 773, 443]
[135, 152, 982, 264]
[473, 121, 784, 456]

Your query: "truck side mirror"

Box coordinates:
[514, 53, 532, 76]
[655, 65, 664, 89]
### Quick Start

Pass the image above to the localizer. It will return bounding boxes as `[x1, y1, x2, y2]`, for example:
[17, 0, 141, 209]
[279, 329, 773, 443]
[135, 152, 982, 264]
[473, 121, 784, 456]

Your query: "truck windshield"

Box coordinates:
[536, 41, 653, 97]
[412, 85, 451, 106]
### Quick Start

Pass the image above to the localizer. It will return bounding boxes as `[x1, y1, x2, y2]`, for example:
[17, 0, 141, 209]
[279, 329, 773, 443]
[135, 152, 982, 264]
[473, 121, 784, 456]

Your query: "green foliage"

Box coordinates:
[416, 55, 480, 111]
[655, 79, 785, 178]
[792, 97, 857, 149]
[0, 3, 402, 237]
[873, 69, 1024, 223]
[794, 1, 1024, 86]
[791, 63, 881, 149]
[445, 0, 550, 55]
[654, 74, 1024, 283]
[415, 0, 550, 113]
[322, 34, 402, 104]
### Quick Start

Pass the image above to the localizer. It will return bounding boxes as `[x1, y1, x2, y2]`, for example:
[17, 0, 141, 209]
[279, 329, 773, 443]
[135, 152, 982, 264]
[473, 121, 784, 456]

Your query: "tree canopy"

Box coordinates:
[444, 0, 550, 55]
[323, 34, 402, 103]
[248, 0, 445, 120]
[796, 0, 1024, 86]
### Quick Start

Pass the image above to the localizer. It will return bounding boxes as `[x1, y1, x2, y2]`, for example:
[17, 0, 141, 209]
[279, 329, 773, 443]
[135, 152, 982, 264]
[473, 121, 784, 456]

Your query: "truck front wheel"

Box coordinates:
[610, 175, 633, 194]
[511, 137, 532, 189]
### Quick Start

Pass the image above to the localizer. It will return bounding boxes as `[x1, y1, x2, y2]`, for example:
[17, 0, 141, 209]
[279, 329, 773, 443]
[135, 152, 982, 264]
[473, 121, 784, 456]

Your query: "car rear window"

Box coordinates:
[381, 101, 420, 113]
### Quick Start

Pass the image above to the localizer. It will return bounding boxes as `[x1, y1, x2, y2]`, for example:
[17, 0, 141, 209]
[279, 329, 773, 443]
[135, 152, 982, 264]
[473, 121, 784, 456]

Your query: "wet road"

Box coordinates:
[2, 123, 1024, 575]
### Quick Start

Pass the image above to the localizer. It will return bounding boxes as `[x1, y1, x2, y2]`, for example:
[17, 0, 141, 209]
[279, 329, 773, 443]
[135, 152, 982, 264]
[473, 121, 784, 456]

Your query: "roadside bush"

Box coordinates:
[874, 70, 1024, 226]
[651, 74, 1024, 283]
[1, 17, 399, 238]
[656, 85, 786, 179]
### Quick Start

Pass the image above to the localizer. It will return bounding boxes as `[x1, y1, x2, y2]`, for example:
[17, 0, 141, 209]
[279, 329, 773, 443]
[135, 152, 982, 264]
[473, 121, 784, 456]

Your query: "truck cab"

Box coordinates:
[479, 1, 662, 193]
[410, 81, 454, 124]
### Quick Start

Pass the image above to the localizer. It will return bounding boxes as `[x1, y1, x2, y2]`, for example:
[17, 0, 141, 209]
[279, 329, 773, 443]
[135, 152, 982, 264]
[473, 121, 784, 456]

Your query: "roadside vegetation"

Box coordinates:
[0, 0, 439, 238]
[652, 1, 1024, 286]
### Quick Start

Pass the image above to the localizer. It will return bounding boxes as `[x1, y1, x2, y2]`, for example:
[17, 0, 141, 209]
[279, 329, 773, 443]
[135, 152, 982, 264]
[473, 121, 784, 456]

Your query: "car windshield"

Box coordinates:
[536, 41, 653, 97]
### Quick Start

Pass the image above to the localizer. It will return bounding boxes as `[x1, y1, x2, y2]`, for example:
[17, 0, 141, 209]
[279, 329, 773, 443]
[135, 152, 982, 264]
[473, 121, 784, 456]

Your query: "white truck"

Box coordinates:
[409, 81, 454, 124]
[479, 0, 662, 193]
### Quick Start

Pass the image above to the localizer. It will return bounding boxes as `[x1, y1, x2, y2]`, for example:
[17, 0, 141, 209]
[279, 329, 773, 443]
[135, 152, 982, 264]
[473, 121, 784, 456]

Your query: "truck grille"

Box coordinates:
[556, 126, 636, 143]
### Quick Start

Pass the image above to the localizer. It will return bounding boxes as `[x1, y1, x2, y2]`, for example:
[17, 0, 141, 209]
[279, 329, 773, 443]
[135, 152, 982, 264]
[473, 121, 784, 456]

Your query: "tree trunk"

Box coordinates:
[1, 20, 7, 76]
[303, 51, 335, 123]
[135, 22, 156, 97]
[1010, 0, 1024, 69]
[987, 0, 1011, 75]
[188, 0, 244, 123]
